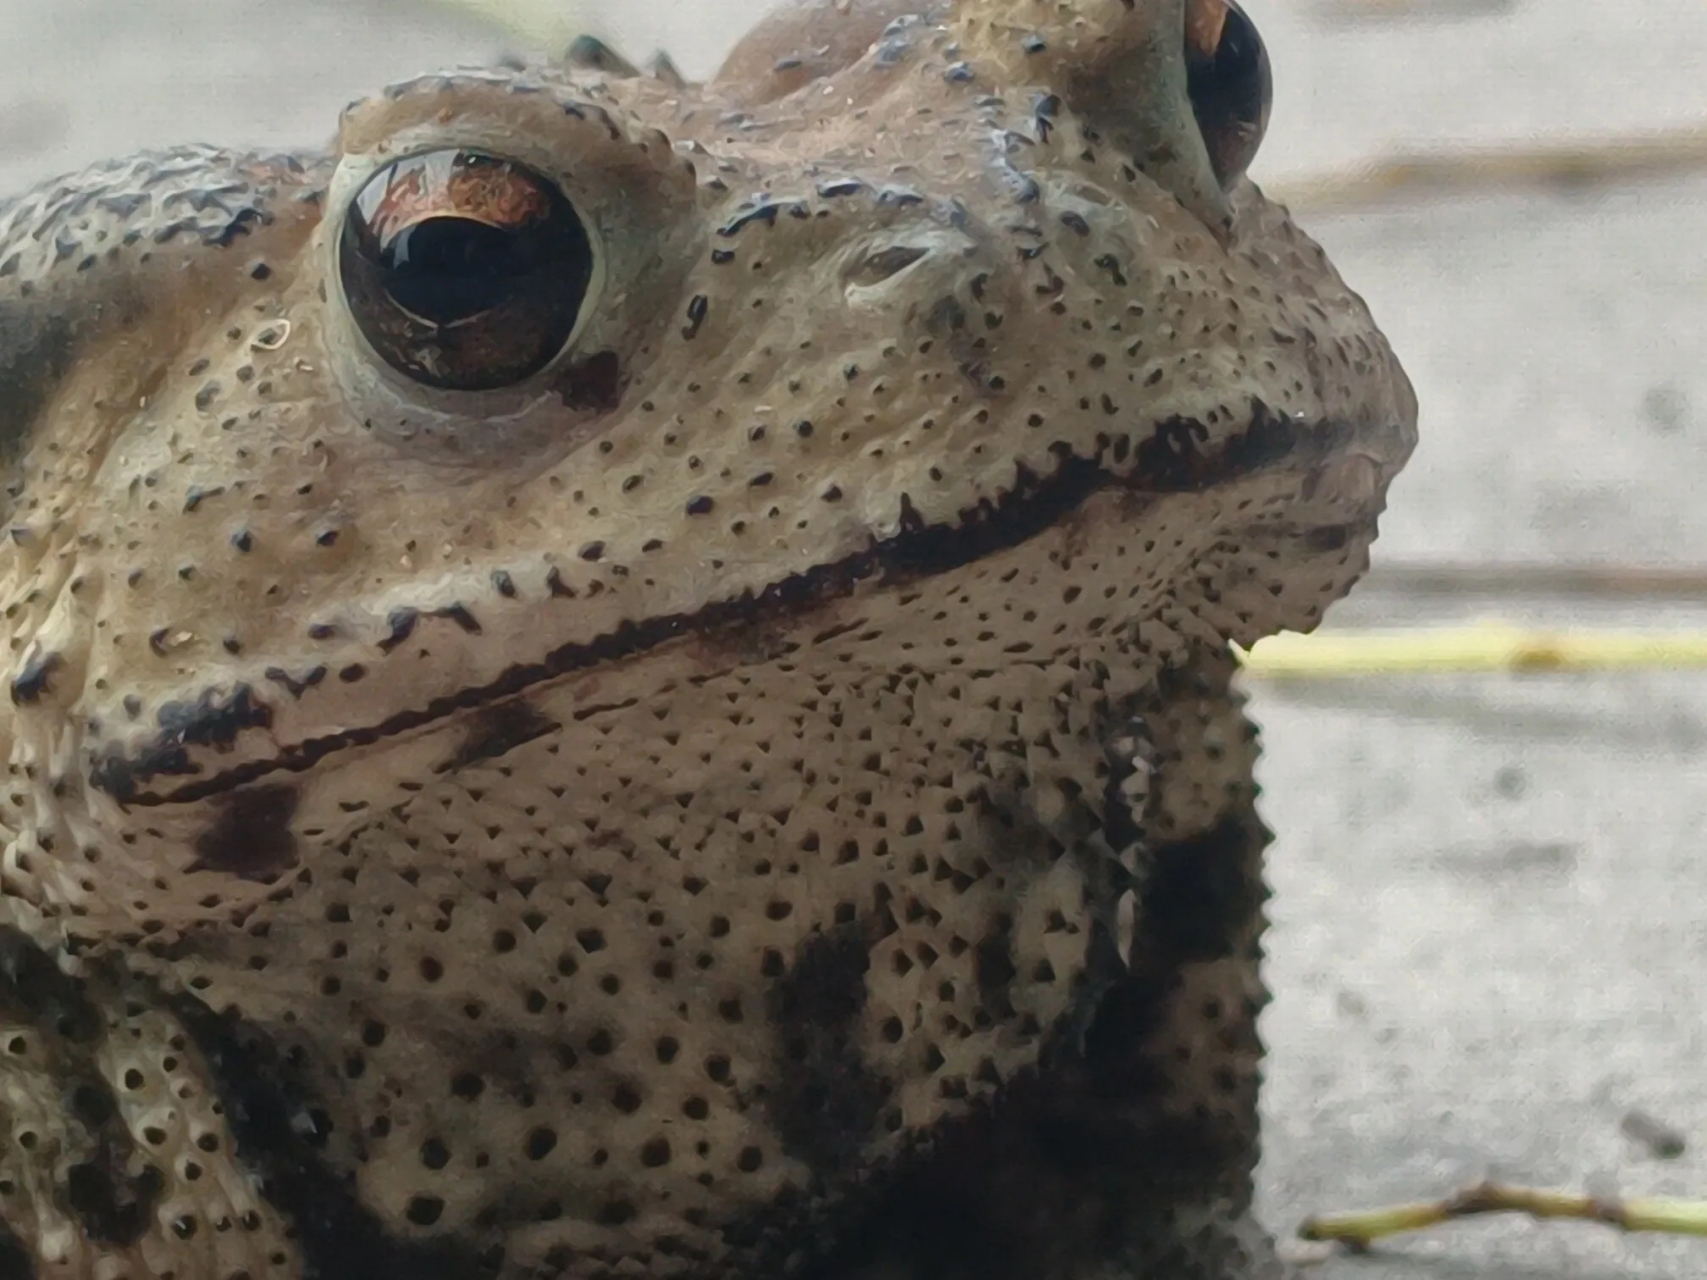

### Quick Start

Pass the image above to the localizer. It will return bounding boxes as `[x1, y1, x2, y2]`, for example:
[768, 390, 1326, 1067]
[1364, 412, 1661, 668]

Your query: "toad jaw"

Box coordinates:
[86, 397, 1392, 812]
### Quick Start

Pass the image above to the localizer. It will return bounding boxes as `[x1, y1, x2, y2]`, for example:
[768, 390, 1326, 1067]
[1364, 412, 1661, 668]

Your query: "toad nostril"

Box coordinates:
[848, 245, 930, 286]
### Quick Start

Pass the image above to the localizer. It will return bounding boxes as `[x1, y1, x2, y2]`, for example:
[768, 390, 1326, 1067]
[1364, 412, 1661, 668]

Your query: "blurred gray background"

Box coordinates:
[5, 2, 1707, 1276]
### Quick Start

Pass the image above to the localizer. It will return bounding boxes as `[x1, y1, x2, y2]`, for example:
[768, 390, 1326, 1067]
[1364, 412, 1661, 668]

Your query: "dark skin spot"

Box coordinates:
[89, 684, 275, 802]
[189, 785, 300, 882]
[974, 917, 1018, 1020]
[66, 1161, 163, 1247]
[1129, 814, 1265, 966]
[554, 348, 622, 412]
[765, 924, 889, 1169]
[440, 702, 560, 772]
[156, 683, 273, 749]
[171, 998, 492, 1280]
[0, 303, 75, 463]
[0, 928, 103, 1043]
[0, 1222, 34, 1280]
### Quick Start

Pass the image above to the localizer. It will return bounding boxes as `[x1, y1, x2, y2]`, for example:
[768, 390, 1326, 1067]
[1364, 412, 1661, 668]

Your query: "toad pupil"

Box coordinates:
[338, 150, 594, 390]
[379, 215, 529, 325]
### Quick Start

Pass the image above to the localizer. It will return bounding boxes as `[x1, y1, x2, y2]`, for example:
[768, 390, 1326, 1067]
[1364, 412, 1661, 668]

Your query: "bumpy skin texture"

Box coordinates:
[0, 2, 1415, 1277]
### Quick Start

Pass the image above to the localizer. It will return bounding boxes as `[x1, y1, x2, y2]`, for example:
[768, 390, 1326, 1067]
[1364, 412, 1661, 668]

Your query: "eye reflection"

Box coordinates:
[338, 150, 595, 392]
[1184, 0, 1273, 188]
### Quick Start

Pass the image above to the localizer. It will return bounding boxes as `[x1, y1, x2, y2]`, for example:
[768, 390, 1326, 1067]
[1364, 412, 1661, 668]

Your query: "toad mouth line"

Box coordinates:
[90, 404, 1356, 808]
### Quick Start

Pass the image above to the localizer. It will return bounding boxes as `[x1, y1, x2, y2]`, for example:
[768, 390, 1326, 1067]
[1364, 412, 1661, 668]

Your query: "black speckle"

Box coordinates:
[717, 199, 791, 238]
[264, 665, 328, 700]
[189, 784, 299, 882]
[183, 484, 224, 512]
[10, 651, 61, 705]
[683, 294, 709, 339]
[429, 603, 482, 635]
[378, 607, 419, 653]
[686, 495, 714, 516]
[405, 1196, 444, 1227]
[491, 570, 517, 598]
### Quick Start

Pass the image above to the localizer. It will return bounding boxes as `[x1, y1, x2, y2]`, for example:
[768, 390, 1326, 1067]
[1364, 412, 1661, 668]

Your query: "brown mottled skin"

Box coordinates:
[0, 2, 1414, 1277]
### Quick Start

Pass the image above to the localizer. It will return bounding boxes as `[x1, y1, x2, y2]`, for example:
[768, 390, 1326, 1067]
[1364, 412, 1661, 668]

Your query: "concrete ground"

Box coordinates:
[4, 2, 1706, 1276]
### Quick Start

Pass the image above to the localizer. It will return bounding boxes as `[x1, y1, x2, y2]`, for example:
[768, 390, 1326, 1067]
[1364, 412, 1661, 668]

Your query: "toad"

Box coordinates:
[0, 2, 1414, 1276]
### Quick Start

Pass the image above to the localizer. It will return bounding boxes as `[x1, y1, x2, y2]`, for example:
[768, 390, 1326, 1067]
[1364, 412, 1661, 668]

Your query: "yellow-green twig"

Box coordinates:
[1239, 624, 1707, 678]
[1299, 1181, 1707, 1249]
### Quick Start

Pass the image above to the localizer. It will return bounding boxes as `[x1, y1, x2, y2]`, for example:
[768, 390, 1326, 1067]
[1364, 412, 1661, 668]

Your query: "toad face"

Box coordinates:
[0, 3, 1413, 1277]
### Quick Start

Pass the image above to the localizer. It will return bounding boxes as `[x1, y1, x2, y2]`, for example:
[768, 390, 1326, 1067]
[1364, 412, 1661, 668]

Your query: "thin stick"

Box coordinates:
[1299, 1181, 1707, 1250]
[1268, 125, 1707, 213]
[1364, 561, 1707, 600]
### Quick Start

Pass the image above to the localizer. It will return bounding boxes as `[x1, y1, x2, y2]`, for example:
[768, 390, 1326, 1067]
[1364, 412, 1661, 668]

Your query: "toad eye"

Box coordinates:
[1184, 0, 1273, 188]
[338, 150, 596, 392]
